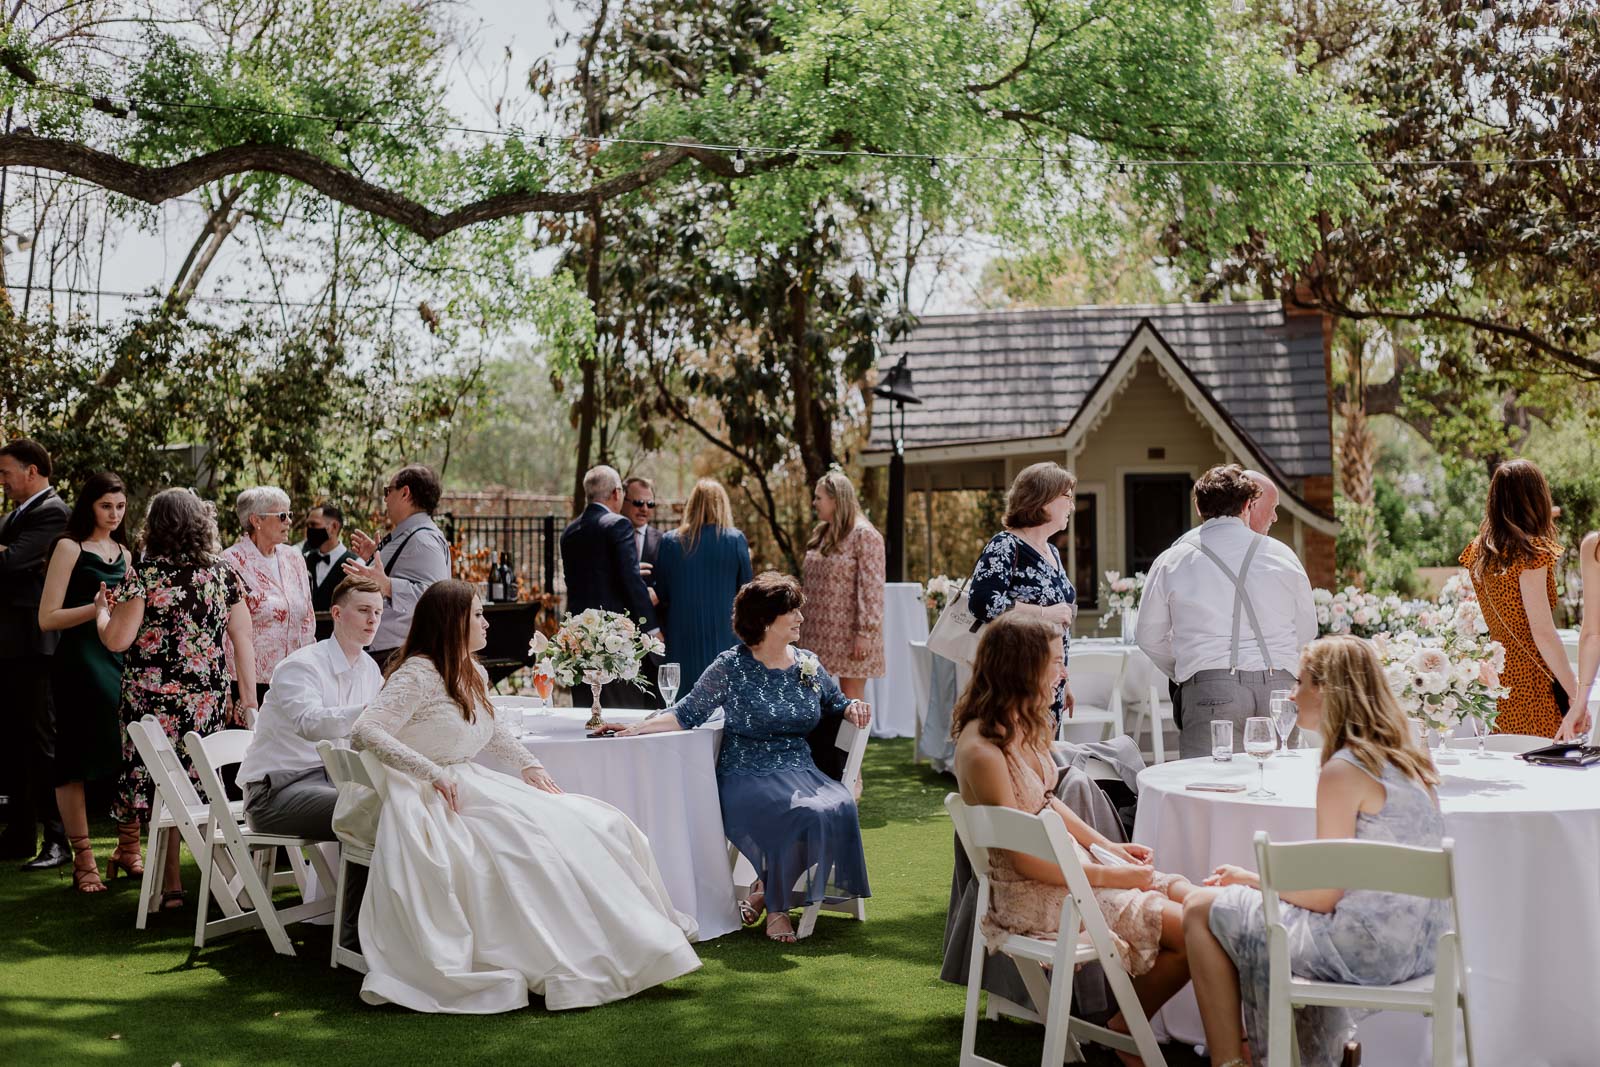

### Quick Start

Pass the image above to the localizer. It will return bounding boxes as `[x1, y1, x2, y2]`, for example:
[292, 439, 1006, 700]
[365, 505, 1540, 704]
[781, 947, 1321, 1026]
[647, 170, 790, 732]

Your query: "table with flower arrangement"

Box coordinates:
[1134, 749, 1600, 1066]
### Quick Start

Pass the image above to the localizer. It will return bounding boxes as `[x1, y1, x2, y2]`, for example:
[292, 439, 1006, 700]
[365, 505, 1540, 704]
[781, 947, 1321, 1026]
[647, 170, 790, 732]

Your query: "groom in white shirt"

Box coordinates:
[240, 575, 386, 839]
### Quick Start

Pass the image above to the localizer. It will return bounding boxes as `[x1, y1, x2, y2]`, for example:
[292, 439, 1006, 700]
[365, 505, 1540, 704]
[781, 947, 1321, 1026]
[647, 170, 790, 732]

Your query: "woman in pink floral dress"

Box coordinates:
[798, 472, 887, 703]
[221, 486, 314, 703]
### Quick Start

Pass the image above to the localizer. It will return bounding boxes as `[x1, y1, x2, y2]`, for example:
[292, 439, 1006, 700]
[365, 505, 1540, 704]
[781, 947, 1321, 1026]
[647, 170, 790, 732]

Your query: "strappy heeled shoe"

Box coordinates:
[738, 883, 766, 926]
[67, 836, 106, 894]
[765, 912, 797, 944]
[107, 822, 144, 879]
[160, 889, 186, 910]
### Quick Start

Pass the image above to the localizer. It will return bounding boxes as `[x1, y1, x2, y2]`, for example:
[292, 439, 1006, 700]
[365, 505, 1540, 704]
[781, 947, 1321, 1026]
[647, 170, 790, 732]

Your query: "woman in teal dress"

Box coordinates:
[37, 472, 133, 894]
[654, 478, 753, 688]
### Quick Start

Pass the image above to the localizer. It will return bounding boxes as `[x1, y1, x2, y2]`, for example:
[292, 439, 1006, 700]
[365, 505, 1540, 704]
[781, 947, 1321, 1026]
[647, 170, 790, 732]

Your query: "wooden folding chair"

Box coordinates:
[945, 792, 1166, 1067]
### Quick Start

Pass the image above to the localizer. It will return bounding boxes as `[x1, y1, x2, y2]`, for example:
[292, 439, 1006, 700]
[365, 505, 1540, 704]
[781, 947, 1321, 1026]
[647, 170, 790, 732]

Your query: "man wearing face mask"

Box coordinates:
[303, 504, 351, 613]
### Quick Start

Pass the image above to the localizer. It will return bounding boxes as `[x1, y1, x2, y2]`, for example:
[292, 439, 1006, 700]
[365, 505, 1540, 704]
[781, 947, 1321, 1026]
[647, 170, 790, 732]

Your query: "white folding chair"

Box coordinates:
[909, 639, 933, 765]
[124, 715, 247, 929]
[1061, 651, 1126, 744]
[1443, 732, 1547, 754]
[316, 740, 382, 974]
[944, 793, 1165, 1067]
[1255, 830, 1473, 1067]
[184, 729, 335, 956]
[1128, 681, 1171, 764]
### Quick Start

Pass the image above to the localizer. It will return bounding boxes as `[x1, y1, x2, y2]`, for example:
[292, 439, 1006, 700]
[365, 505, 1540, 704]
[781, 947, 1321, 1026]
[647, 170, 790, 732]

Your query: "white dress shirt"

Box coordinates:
[634, 524, 647, 563]
[1134, 516, 1317, 682]
[238, 637, 385, 786]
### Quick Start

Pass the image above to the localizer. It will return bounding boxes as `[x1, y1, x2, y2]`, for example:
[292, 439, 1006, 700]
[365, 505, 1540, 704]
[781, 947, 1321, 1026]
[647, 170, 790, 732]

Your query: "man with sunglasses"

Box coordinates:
[621, 477, 662, 606]
[343, 464, 451, 669]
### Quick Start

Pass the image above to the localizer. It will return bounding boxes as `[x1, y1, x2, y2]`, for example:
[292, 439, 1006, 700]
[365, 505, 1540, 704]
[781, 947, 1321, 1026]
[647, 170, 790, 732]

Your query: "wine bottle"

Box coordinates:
[502, 553, 519, 601]
[487, 554, 504, 602]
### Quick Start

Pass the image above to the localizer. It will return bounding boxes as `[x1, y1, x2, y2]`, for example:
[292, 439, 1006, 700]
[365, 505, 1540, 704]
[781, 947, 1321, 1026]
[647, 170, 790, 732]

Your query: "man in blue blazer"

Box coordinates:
[560, 465, 660, 709]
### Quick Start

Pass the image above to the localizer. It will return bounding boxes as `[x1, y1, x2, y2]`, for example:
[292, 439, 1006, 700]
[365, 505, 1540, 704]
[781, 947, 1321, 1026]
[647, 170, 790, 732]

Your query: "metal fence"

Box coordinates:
[439, 513, 562, 597]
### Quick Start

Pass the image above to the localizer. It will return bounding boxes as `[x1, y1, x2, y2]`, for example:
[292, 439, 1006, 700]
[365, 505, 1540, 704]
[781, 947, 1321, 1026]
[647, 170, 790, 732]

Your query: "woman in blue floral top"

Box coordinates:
[967, 462, 1078, 722]
[622, 572, 872, 943]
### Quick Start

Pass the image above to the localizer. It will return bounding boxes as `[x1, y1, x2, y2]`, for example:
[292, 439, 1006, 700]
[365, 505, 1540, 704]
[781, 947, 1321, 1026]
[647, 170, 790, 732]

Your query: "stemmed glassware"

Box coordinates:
[531, 666, 554, 716]
[1244, 717, 1278, 797]
[1472, 711, 1497, 759]
[1270, 692, 1299, 758]
[658, 662, 681, 710]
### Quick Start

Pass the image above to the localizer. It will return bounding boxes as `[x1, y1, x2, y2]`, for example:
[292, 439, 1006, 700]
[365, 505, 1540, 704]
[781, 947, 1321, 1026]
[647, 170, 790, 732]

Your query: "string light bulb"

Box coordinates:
[929, 156, 941, 179]
[331, 124, 347, 145]
[1302, 164, 1314, 187]
[733, 148, 746, 173]
[1116, 160, 1128, 175]
[126, 101, 139, 122]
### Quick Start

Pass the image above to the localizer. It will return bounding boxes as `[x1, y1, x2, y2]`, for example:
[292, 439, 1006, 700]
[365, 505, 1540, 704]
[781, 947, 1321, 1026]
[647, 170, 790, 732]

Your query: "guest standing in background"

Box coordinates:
[0, 438, 71, 871]
[621, 476, 664, 696]
[37, 472, 134, 893]
[560, 465, 660, 709]
[343, 464, 452, 670]
[1561, 526, 1600, 741]
[967, 462, 1078, 725]
[302, 502, 351, 613]
[799, 471, 886, 703]
[1460, 458, 1574, 738]
[655, 478, 753, 688]
[223, 486, 315, 705]
[99, 488, 254, 910]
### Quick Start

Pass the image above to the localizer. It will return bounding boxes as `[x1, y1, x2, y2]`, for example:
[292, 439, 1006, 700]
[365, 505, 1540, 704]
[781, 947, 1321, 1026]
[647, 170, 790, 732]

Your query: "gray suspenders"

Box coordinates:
[1194, 534, 1275, 672]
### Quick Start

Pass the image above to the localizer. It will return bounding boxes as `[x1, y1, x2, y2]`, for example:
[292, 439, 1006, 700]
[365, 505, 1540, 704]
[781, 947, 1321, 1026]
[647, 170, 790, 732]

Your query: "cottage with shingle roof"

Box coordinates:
[862, 298, 1339, 622]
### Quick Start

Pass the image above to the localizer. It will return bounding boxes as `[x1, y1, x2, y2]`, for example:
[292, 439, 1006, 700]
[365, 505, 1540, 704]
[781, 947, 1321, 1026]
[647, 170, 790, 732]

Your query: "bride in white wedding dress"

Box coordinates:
[349, 580, 700, 1013]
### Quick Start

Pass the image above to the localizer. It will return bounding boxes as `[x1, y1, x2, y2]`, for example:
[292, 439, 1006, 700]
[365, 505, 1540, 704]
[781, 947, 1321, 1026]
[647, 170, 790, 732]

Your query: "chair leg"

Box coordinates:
[1151, 709, 1166, 764]
[194, 845, 215, 948]
[1037, 959, 1077, 1067]
[136, 818, 164, 929]
[795, 902, 821, 940]
[237, 846, 296, 957]
[330, 856, 347, 970]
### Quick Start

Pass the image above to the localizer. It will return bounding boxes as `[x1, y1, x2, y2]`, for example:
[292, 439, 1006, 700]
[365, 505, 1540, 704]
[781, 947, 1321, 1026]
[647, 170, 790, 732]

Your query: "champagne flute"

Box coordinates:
[658, 662, 681, 710]
[1244, 717, 1277, 797]
[1271, 697, 1299, 758]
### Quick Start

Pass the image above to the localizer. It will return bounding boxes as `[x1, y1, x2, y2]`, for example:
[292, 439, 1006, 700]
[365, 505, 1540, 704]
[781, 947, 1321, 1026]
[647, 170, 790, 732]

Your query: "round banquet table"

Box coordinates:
[485, 700, 742, 942]
[1133, 752, 1600, 1067]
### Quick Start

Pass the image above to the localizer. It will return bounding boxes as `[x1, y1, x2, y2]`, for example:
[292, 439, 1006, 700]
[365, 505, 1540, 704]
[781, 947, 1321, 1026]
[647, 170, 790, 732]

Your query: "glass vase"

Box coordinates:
[586, 681, 604, 729]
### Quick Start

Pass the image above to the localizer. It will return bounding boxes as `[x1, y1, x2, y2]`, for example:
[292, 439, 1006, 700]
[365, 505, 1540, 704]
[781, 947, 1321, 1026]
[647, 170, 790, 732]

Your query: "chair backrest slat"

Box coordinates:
[1254, 832, 1455, 899]
[316, 740, 375, 790]
[837, 718, 871, 785]
[1063, 651, 1127, 680]
[128, 715, 204, 812]
[183, 730, 253, 852]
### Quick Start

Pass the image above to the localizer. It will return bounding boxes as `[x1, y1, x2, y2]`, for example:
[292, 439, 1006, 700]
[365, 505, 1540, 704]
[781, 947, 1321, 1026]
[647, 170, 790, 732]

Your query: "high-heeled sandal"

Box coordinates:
[108, 822, 144, 879]
[738, 886, 766, 926]
[765, 912, 797, 943]
[160, 889, 186, 910]
[67, 836, 106, 894]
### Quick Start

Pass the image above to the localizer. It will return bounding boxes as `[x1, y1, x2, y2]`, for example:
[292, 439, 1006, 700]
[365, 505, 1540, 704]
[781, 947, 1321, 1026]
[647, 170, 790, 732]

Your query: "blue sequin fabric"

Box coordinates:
[672, 645, 853, 776]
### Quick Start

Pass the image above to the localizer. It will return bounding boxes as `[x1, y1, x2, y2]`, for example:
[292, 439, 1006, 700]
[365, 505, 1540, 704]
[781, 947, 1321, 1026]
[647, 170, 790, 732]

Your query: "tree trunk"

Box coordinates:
[572, 201, 603, 514]
[1336, 336, 1379, 586]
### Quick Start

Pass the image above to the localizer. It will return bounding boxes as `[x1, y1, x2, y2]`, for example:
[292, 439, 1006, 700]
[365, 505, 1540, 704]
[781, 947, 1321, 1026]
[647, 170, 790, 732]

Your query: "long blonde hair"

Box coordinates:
[1305, 635, 1439, 788]
[951, 614, 1060, 756]
[806, 470, 865, 555]
[677, 478, 733, 553]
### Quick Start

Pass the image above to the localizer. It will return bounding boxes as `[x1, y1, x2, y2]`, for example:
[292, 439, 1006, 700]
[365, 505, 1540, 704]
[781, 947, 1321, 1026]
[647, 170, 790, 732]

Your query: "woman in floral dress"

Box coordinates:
[967, 462, 1078, 723]
[98, 488, 255, 909]
[798, 471, 886, 702]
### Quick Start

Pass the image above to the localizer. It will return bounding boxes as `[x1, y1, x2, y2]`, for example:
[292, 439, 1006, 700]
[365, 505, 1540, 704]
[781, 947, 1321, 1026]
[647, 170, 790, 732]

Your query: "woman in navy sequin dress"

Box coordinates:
[622, 572, 872, 942]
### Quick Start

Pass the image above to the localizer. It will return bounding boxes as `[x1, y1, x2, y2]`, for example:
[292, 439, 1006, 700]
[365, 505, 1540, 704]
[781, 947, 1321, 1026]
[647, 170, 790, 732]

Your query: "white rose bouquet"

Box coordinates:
[1097, 570, 1146, 629]
[530, 609, 664, 726]
[924, 575, 957, 618]
[1370, 602, 1507, 749]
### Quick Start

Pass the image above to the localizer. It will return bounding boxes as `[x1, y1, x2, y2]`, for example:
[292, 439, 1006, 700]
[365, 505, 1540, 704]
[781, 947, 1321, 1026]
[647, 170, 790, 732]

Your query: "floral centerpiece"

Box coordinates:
[1314, 587, 1431, 638]
[1098, 570, 1145, 636]
[529, 609, 664, 727]
[924, 575, 957, 624]
[1371, 597, 1507, 763]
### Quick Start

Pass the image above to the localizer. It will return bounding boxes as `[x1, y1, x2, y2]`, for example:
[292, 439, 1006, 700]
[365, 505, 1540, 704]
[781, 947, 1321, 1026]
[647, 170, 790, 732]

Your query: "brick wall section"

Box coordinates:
[1299, 474, 1337, 589]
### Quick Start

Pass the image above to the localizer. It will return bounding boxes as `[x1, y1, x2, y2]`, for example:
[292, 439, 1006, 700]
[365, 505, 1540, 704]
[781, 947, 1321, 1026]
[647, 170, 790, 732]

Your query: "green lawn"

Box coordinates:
[1, 740, 1196, 1066]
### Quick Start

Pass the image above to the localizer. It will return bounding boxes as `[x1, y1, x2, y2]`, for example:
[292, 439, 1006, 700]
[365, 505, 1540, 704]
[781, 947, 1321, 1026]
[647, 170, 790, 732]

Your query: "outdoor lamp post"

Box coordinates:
[872, 353, 921, 583]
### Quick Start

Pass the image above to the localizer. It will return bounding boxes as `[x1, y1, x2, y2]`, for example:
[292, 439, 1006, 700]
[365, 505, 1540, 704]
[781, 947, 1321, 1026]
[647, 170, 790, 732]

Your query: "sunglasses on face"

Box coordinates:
[266, 511, 293, 523]
[627, 498, 657, 509]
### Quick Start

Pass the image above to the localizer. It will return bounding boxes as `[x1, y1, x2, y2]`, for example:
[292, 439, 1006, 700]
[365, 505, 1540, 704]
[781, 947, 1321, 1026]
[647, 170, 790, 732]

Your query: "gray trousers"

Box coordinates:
[1177, 667, 1297, 760]
[244, 765, 363, 949]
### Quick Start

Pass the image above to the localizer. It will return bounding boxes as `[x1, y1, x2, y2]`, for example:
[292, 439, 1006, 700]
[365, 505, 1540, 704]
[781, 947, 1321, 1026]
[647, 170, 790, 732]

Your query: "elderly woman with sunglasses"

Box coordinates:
[222, 486, 315, 706]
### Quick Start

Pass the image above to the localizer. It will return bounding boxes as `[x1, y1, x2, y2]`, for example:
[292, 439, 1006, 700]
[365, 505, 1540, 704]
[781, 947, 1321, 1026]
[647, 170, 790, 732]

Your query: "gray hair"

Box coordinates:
[235, 486, 291, 532]
[583, 465, 622, 503]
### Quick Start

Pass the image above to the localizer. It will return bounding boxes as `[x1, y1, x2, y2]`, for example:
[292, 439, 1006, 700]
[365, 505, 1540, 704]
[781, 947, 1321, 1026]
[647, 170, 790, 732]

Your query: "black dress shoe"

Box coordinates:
[20, 840, 69, 871]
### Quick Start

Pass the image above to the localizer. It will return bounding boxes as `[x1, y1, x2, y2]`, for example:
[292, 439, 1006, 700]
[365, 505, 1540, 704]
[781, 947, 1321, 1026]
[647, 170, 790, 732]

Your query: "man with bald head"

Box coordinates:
[1241, 470, 1280, 535]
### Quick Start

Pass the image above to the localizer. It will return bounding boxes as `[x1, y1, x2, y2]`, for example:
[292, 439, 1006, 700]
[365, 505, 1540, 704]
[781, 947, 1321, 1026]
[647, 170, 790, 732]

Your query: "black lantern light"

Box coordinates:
[872, 353, 921, 582]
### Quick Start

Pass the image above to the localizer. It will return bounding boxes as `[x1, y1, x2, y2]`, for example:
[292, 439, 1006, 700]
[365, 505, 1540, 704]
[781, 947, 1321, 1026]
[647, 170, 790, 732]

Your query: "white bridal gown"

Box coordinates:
[349, 657, 700, 1013]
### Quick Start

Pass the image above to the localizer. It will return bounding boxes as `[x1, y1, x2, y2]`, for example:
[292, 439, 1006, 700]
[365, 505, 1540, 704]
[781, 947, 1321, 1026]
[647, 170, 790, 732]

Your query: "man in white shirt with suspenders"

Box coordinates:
[1136, 464, 1317, 759]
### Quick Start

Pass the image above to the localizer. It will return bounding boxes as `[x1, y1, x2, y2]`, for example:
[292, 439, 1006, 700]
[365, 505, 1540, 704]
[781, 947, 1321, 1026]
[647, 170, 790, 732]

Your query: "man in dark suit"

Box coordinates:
[560, 465, 660, 709]
[302, 503, 352, 613]
[0, 439, 71, 869]
[620, 477, 663, 700]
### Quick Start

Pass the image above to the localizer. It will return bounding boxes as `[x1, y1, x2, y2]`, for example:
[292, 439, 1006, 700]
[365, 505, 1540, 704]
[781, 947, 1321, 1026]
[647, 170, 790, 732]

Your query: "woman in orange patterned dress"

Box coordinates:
[798, 471, 886, 702]
[1459, 459, 1575, 738]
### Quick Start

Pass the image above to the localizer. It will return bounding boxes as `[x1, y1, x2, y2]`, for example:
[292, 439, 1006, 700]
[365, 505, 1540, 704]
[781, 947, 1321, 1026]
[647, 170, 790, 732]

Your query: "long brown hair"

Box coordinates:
[1471, 458, 1556, 579]
[1303, 636, 1439, 788]
[951, 613, 1060, 755]
[677, 478, 733, 553]
[388, 579, 490, 722]
[806, 470, 866, 555]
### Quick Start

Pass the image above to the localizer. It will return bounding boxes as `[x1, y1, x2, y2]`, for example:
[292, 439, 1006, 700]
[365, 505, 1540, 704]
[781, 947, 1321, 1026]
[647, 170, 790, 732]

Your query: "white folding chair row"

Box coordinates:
[1254, 830, 1474, 1067]
[729, 716, 872, 940]
[184, 728, 335, 956]
[944, 793, 1165, 1066]
[1442, 733, 1547, 754]
[316, 740, 384, 974]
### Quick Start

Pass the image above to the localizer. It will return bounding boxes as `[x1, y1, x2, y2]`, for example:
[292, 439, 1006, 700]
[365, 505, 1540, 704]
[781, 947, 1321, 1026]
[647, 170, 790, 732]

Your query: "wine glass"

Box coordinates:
[1472, 710, 1497, 759]
[658, 662, 681, 710]
[1270, 697, 1299, 758]
[1244, 717, 1277, 797]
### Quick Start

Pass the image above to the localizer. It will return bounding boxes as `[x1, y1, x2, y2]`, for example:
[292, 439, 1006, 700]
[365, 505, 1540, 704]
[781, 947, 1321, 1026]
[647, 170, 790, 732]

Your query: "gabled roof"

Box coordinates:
[865, 300, 1332, 481]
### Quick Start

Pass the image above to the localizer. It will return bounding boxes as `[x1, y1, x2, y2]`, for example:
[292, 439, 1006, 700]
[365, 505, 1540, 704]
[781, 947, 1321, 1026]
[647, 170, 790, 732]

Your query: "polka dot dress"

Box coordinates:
[1459, 537, 1564, 737]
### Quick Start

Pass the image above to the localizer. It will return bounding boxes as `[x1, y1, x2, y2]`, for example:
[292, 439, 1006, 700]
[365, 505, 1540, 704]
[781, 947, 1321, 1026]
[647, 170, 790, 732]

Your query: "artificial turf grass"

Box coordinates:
[0, 739, 1196, 1066]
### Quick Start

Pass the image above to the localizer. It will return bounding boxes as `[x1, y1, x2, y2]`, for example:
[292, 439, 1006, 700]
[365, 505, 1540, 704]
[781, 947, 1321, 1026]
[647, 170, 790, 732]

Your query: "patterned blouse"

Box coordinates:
[222, 536, 315, 684]
[672, 646, 853, 776]
[798, 521, 887, 679]
[967, 530, 1075, 717]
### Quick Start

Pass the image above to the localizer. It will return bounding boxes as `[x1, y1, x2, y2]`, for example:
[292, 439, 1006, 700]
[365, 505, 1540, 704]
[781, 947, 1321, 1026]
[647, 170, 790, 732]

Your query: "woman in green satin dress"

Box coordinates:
[37, 472, 133, 894]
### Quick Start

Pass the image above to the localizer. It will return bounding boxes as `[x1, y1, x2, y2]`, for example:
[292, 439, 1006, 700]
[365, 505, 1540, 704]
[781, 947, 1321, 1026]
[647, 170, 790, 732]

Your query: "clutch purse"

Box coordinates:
[1518, 743, 1600, 767]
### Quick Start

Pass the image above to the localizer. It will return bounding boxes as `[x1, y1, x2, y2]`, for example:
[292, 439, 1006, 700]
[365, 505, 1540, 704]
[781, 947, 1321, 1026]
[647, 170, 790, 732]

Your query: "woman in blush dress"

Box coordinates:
[350, 580, 699, 1014]
[222, 485, 315, 704]
[799, 470, 886, 702]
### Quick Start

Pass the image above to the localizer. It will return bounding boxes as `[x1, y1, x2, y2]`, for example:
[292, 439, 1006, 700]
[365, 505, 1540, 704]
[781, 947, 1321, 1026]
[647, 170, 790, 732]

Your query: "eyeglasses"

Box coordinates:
[266, 511, 293, 522]
[627, 498, 657, 509]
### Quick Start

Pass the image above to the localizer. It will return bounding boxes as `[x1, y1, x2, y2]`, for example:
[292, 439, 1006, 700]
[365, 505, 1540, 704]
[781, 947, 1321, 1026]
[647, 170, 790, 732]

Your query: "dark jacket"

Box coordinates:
[302, 543, 351, 614]
[638, 523, 662, 585]
[560, 503, 657, 629]
[0, 488, 70, 657]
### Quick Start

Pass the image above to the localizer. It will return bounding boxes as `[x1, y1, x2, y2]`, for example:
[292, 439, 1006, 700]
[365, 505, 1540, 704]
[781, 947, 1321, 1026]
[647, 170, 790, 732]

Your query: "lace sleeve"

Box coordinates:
[482, 707, 540, 771]
[673, 649, 736, 729]
[351, 662, 447, 784]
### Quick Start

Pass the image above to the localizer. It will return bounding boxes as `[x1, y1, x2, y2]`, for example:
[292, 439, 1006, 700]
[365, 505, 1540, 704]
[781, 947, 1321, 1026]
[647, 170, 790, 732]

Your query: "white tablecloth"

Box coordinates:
[488, 701, 741, 942]
[1134, 754, 1600, 1066]
[866, 581, 928, 738]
